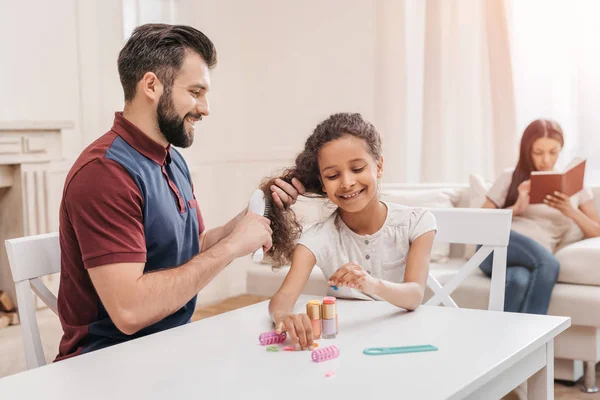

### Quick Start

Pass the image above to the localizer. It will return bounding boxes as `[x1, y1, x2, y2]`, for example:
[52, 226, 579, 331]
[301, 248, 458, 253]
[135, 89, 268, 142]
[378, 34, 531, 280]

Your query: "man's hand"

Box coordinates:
[328, 262, 379, 295]
[270, 177, 306, 210]
[224, 212, 273, 258]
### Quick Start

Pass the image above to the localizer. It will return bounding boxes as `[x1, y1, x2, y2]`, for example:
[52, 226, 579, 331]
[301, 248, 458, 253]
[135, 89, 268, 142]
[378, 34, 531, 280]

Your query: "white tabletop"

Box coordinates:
[0, 295, 569, 399]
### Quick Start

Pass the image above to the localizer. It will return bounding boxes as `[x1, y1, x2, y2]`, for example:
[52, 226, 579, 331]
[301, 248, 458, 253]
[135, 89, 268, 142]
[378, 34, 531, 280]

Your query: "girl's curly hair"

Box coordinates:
[260, 112, 382, 267]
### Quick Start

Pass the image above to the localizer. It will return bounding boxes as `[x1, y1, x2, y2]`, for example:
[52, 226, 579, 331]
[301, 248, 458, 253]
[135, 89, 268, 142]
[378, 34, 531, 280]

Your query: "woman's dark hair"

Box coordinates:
[504, 119, 564, 208]
[261, 112, 382, 267]
[117, 24, 217, 101]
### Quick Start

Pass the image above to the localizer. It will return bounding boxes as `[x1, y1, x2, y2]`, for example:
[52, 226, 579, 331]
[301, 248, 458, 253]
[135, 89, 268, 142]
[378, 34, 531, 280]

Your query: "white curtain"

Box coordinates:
[418, 0, 517, 183]
[508, 0, 600, 184]
[376, 0, 517, 183]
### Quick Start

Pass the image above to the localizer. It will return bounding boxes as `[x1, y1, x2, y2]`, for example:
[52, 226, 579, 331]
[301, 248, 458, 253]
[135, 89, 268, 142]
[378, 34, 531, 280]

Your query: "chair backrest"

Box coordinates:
[5, 232, 60, 369]
[424, 208, 511, 311]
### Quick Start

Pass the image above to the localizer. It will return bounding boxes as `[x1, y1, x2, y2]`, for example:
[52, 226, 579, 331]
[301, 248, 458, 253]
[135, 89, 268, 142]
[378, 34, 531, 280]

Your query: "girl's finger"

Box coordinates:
[329, 265, 351, 285]
[346, 274, 363, 289]
[338, 271, 360, 287]
[337, 271, 355, 286]
[293, 316, 308, 349]
[275, 178, 299, 200]
[275, 320, 286, 334]
[291, 177, 307, 195]
[284, 319, 298, 345]
[300, 314, 314, 350]
[271, 192, 284, 210]
[270, 184, 291, 207]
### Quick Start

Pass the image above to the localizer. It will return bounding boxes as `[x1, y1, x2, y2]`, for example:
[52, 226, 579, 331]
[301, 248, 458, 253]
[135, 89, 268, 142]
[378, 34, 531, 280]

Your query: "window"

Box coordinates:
[509, 0, 600, 183]
[122, 0, 176, 41]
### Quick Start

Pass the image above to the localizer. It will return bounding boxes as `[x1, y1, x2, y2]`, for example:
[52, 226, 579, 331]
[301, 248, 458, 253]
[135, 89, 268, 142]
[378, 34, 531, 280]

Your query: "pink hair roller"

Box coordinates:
[311, 345, 340, 362]
[259, 331, 287, 346]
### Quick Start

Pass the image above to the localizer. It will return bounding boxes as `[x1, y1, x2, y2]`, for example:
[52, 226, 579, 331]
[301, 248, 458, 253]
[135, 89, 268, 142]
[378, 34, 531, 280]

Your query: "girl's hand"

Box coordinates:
[544, 191, 577, 218]
[273, 312, 314, 350]
[516, 180, 531, 212]
[271, 177, 306, 210]
[328, 263, 380, 295]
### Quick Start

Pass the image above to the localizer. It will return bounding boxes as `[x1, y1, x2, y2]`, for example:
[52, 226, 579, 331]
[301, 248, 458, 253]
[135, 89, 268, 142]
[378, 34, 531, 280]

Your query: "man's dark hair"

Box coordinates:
[118, 24, 217, 101]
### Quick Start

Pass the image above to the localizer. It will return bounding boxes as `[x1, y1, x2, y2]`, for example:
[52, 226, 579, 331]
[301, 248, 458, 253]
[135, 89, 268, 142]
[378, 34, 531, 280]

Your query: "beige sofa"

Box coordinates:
[246, 179, 600, 392]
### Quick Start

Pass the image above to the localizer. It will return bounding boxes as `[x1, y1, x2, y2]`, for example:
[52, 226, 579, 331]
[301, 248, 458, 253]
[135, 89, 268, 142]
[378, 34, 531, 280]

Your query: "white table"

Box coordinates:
[0, 295, 569, 399]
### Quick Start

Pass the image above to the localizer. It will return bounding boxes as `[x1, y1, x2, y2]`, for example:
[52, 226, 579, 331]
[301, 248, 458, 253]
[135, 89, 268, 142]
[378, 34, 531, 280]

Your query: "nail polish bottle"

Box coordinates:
[306, 300, 322, 339]
[321, 296, 337, 339]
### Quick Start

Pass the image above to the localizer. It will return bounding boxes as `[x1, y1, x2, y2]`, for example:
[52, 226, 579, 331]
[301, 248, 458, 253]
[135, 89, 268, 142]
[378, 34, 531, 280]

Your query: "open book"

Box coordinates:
[530, 157, 586, 204]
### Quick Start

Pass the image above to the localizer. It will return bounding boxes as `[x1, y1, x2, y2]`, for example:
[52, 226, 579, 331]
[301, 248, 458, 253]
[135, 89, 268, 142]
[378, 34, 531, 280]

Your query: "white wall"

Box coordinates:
[0, 0, 125, 231]
[0, 0, 82, 158]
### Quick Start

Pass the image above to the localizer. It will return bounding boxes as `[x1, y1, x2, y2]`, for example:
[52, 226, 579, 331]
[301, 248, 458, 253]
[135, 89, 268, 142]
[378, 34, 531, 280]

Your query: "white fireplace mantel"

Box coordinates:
[0, 121, 72, 306]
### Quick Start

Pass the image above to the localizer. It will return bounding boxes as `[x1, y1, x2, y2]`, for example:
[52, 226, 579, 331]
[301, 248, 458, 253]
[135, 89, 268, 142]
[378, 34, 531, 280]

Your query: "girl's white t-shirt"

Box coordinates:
[297, 201, 437, 300]
[486, 168, 595, 253]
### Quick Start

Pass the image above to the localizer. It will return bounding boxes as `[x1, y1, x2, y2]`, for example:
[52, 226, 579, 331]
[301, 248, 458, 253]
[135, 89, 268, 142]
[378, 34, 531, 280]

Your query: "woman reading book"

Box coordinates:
[480, 119, 600, 314]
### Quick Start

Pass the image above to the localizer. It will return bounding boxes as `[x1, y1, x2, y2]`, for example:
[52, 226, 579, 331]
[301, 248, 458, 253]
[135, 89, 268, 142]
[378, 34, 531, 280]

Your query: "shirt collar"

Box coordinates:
[111, 112, 171, 165]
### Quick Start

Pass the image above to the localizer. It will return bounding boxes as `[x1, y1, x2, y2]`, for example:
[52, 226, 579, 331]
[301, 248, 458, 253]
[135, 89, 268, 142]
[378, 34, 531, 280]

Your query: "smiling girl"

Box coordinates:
[260, 113, 437, 350]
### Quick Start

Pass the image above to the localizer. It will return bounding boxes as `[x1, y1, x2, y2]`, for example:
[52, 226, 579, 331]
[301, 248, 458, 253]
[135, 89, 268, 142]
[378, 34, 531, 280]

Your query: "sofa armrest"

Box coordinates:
[555, 237, 600, 286]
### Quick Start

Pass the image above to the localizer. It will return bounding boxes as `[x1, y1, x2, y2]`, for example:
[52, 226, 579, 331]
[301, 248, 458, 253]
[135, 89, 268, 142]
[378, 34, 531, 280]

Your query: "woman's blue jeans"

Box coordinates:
[478, 230, 560, 315]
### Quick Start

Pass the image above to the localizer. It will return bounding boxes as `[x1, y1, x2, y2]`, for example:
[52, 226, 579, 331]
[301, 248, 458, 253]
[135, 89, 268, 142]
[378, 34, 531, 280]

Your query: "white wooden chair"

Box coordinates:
[5, 232, 60, 369]
[424, 208, 511, 311]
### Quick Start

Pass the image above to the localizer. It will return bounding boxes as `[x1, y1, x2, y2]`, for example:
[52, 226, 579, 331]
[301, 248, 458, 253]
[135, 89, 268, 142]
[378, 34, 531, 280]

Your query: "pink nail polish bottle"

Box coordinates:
[321, 297, 337, 339]
[306, 300, 322, 339]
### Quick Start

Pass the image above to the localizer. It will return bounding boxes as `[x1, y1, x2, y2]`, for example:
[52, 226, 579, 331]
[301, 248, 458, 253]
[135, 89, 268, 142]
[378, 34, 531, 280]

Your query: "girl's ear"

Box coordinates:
[377, 155, 384, 179]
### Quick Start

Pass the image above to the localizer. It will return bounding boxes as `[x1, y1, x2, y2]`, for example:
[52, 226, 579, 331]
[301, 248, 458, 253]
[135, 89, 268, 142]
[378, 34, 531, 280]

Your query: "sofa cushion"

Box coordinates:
[427, 259, 600, 326]
[467, 174, 490, 209]
[554, 237, 600, 286]
[247, 264, 326, 297]
[381, 188, 460, 263]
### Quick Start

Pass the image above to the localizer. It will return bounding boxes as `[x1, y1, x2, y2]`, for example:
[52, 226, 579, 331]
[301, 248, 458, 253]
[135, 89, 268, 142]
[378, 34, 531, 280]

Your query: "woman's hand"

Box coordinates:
[273, 312, 314, 350]
[515, 180, 531, 214]
[328, 263, 380, 295]
[544, 191, 578, 218]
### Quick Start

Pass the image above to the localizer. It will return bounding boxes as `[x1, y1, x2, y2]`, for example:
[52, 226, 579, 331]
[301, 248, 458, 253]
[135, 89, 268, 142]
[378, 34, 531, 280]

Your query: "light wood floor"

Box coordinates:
[193, 295, 600, 400]
[191, 294, 270, 321]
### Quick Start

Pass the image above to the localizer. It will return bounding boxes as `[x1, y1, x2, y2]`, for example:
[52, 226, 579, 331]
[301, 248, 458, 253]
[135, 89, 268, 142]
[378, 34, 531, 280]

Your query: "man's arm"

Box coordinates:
[200, 209, 245, 252]
[89, 211, 273, 335]
[89, 239, 236, 335]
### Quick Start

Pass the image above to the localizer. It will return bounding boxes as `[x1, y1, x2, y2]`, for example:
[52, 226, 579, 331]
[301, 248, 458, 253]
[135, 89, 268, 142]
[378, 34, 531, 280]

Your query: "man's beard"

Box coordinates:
[157, 88, 199, 148]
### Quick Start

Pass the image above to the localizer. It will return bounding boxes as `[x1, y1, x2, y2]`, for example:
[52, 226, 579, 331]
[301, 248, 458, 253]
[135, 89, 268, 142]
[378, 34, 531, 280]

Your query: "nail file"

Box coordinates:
[363, 345, 438, 355]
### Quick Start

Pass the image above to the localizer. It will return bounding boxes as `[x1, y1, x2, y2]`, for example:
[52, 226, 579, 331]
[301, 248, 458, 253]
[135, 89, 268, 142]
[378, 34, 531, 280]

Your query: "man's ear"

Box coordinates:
[377, 155, 384, 179]
[139, 72, 163, 101]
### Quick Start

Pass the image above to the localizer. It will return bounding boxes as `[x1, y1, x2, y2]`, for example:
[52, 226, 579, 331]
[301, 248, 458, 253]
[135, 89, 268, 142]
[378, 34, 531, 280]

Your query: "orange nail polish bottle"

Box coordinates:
[306, 300, 321, 339]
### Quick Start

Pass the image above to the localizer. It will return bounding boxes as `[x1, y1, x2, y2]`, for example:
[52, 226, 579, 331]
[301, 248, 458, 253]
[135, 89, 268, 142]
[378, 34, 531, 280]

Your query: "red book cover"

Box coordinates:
[530, 157, 586, 204]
